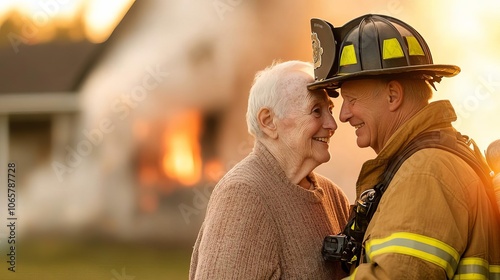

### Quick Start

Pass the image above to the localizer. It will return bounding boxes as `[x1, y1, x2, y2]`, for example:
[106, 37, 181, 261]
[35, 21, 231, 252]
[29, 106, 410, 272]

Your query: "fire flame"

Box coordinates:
[162, 111, 202, 186]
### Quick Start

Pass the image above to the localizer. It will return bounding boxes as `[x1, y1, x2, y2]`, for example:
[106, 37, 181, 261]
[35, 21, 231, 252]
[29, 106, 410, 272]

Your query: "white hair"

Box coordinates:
[246, 60, 314, 138]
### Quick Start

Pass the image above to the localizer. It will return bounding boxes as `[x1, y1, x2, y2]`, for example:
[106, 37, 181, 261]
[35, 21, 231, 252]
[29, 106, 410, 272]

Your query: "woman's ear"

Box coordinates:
[258, 107, 278, 139]
[386, 80, 404, 112]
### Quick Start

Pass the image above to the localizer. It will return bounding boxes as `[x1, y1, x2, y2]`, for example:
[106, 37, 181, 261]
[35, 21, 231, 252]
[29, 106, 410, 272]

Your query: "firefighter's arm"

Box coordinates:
[344, 253, 448, 279]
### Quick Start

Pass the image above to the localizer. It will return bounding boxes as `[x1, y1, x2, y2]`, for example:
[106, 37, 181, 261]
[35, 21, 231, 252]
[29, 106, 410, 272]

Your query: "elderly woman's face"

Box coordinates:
[276, 73, 337, 166]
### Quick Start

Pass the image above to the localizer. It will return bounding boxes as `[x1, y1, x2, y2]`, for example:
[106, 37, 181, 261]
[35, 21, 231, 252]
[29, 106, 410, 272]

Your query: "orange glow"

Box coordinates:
[138, 165, 159, 187]
[139, 192, 158, 214]
[82, 0, 135, 43]
[427, 1, 500, 150]
[204, 159, 225, 183]
[0, 0, 134, 43]
[162, 111, 202, 186]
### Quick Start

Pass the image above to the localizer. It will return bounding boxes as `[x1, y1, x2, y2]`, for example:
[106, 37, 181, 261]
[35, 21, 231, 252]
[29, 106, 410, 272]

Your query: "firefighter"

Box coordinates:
[308, 14, 500, 279]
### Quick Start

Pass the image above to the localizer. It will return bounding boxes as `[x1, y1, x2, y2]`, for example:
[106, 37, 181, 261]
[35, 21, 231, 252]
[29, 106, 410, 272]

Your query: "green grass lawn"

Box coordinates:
[0, 237, 192, 280]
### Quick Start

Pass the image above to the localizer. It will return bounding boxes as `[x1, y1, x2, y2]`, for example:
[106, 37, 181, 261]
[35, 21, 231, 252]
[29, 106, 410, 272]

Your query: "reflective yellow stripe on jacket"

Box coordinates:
[453, 257, 500, 280]
[365, 232, 500, 279]
[365, 232, 460, 279]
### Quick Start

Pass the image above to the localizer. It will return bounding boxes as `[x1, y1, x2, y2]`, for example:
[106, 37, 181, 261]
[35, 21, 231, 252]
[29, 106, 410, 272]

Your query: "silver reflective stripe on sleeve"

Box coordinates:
[365, 232, 460, 279]
[453, 258, 500, 280]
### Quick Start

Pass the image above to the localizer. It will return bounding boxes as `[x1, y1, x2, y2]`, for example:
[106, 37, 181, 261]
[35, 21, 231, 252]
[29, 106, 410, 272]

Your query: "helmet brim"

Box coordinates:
[307, 64, 460, 93]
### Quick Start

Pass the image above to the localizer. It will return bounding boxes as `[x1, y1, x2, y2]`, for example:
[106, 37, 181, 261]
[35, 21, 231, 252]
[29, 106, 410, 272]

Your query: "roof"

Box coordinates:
[0, 40, 104, 93]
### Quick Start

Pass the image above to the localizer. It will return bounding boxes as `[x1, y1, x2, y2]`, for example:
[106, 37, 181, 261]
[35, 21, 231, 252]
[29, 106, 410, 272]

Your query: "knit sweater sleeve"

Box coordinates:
[189, 181, 280, 279]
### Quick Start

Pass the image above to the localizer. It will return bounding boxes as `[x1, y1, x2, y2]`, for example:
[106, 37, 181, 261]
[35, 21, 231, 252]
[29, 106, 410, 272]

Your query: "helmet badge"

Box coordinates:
[311, 32, 323, 69]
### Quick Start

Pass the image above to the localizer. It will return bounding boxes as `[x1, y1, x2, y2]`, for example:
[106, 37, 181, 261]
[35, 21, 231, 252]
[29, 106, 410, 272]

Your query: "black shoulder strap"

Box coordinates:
[340, 130, 498, 270]
[377, 130, 499, 220]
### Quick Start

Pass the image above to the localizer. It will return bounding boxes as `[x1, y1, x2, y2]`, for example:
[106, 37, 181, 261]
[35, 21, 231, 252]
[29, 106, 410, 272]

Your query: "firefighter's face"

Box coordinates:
[339, 79, 392, 154]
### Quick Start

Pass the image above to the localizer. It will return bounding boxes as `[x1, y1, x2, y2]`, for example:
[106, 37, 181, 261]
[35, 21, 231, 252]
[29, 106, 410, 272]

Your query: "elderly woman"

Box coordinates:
[189, 60, 350, 279]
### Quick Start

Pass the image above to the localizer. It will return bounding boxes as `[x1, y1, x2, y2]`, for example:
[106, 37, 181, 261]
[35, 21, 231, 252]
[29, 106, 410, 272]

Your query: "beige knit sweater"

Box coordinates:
[189, 141, 350, 279]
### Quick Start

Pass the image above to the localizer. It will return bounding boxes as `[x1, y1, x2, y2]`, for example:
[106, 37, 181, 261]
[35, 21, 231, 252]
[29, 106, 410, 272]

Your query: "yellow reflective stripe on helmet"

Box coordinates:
[339, 44, 357, 66]
[365, 232, 459, 279]
[453, 258, 500, 280]
[406, 36, 425, 56]
[382, 38, 404, 60]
